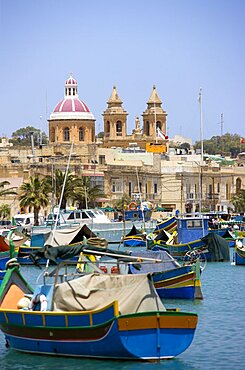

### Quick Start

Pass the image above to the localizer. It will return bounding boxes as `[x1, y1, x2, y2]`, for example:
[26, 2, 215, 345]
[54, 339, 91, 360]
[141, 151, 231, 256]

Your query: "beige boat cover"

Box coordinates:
[44, 225, 95, 247]
[53, 273, 165, 314]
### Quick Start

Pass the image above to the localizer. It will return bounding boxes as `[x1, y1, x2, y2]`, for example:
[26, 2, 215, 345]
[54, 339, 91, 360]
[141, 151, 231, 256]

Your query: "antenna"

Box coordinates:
[154, 101, 158, 144]
[198, 88, 203, 163]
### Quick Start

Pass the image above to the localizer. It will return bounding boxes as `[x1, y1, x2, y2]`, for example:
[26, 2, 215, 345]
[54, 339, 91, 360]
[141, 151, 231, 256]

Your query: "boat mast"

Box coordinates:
[46, 139, 74, 269]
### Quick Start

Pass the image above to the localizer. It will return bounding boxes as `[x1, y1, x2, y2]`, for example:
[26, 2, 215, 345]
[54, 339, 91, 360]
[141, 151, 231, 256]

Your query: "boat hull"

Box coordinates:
[234, 247, 245, 265]
[0, 309, 197, 360]
[153, 265, 202, 300]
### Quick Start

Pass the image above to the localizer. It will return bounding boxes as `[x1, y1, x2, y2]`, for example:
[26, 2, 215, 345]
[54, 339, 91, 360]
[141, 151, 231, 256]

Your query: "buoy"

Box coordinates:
[129, 202, 137, 211]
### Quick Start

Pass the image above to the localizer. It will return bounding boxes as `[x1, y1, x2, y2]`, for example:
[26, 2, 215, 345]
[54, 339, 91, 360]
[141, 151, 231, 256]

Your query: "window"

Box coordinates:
[50, 128, 55, 142]
[106, 121, 110, 133]
[112, 179, 122, 193]
[217, 183, 220, 193]
[116, 121, 122, 136]
[156, 121, 162, 130]
[81, 211, 89, 219]
[63, 127, 70, 141]
[75, 212, 81, 219]
[129, 182, 132, 196]
[67, 212, 75, 220]
[154, 183, 157, 194]
[79, 127, 84, 141]
[146, 121, 150, 136]
[99, 155, 105, 165]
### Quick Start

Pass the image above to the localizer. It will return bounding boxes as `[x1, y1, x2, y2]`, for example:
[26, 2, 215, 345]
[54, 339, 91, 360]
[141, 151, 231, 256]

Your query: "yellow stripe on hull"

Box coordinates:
[118, 314, 198, 331]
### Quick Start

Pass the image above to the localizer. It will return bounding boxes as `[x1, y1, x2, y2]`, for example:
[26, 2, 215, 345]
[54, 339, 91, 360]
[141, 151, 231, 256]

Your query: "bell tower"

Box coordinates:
[103, 86, 128, 143]
[142, 85, 167, 141]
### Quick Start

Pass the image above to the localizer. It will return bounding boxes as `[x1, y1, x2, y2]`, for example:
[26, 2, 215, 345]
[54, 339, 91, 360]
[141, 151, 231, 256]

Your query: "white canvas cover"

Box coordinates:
[44, 226, 83, 247]
[53, 273, 165, 314]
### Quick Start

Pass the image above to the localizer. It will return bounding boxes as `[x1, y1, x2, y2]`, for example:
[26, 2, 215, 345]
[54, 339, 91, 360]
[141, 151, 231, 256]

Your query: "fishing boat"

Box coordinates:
[123, 225, 147, 247]
[0, 261, 198, 361]
[0, 229, 29, 252]
[152, 238, 206, 259]
[97, 249, 203, 300]
[17, 225, 97, 265]
[233, 240, 245, 265]
[154, 216, 177, 233]
[152, 232, 230, 262]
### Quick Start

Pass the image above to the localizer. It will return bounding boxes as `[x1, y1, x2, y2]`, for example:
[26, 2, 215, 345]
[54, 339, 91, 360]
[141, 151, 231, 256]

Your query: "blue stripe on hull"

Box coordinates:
[3, 322, 196, 360]
[156, 286, 195, 300]
[234, 252, 245, 265]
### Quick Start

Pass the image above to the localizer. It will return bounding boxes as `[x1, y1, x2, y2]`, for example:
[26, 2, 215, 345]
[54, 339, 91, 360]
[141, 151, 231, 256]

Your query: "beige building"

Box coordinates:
[0, 75, 245, 216]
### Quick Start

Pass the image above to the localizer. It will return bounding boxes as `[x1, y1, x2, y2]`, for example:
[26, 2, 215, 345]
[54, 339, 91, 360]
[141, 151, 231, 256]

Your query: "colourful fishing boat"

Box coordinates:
[152, 233, 230, 262]
[77, 246, 203, 300]
[123, 225, 147, 247]
[154, 216, 177, 233]
[233, 240, 245, 265]
[0, 262, 198, 361]
[129, 250, 203, 300]
[152, 238, 206, 259]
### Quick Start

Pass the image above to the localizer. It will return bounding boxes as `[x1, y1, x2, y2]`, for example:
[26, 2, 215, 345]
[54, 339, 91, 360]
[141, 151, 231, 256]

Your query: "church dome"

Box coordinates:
[50, 75, 94, 120]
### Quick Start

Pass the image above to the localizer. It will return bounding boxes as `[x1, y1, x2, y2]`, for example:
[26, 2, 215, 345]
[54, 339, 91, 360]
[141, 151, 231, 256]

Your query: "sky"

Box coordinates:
[0, 0, 245, 143]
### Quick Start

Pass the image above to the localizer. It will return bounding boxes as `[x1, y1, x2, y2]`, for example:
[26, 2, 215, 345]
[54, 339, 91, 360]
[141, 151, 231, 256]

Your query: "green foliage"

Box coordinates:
[71, 176, 105, 208]
[179, 142, 190, 150]
[18, 176, 51, 225]
[11, 126, 48, 146]
[45, 170, 105, 209]
[0, 181, 17, 197]
[96, 131, 104, 138]
[113, 193, 132, 211]
[0, 203, 11, 219]
[194, 133, 242, 157]
[231, 190, 245, 213]
[45, 169, 80, 210]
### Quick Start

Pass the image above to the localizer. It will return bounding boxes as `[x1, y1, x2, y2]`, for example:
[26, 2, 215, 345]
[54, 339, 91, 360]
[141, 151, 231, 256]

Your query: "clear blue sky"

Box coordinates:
[1, 0, 244, 142]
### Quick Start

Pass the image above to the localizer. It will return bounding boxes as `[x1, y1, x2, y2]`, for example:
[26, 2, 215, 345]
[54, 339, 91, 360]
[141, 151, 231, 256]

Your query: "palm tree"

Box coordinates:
[0, 180, 17, 197]
[71, 177, 105, 209]
[18, 176, 51, 225]
[45, 169, 80, 210]
[0, 203, 11, 219]
[231, 189, 245, 213]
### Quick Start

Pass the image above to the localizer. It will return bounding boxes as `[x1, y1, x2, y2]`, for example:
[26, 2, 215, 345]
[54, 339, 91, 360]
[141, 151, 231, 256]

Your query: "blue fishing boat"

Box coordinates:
[154, 216, 177, 233]
[152, 238, 206, 259]
[233, 240, 245, 265]
[153, 232, 230, 262]
[0, 262, 198, 361]
[123, 225, 147, 247]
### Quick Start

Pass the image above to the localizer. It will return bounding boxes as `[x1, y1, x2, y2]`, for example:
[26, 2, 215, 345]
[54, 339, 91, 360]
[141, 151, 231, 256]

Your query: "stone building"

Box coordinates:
[48, 75, 95, 144]
[0, 74, 245, 217]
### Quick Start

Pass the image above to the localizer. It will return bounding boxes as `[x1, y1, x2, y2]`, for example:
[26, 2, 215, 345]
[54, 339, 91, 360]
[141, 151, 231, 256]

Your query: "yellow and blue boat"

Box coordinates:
[0, 262, 198, 361]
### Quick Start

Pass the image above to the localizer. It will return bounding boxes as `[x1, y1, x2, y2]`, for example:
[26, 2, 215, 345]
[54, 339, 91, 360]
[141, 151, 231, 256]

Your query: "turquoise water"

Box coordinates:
[0, 249, 244, 369]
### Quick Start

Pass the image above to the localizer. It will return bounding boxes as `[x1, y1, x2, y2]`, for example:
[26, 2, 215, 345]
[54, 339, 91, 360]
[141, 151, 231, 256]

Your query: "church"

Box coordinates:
[48, 75, 169, 151]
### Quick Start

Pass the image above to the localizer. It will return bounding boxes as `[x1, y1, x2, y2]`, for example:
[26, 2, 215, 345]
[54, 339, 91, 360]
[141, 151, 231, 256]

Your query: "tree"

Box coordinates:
[96, 131, 104, 139]
[11, 126, 48, 146]
[71, 177, 105, 208]
[18, 176, 51, 225]
[113, 193, 132, 211]
[45, 169, 81, 210]
[0, 203, 11, 219]
[0, 181, 17, 197]
[194, 133, 241, 156]
[231, 190, 245, 213]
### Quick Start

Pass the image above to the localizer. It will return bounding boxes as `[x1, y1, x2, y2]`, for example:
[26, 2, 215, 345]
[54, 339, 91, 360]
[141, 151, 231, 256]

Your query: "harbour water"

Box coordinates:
[0, 247, 244, 369]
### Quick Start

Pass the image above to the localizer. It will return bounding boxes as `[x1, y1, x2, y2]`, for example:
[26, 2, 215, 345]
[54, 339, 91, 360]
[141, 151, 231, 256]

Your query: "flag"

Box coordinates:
[157, 127, 168, 140]
[241, 137, 245, 144]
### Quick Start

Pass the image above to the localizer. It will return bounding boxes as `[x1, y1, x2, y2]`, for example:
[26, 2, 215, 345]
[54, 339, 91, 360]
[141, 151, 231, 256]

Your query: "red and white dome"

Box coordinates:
[50, 75, 94, 120]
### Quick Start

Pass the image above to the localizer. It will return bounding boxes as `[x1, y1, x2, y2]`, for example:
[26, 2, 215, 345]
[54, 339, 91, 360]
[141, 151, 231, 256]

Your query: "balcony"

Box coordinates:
[206, 193, 220, 200]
